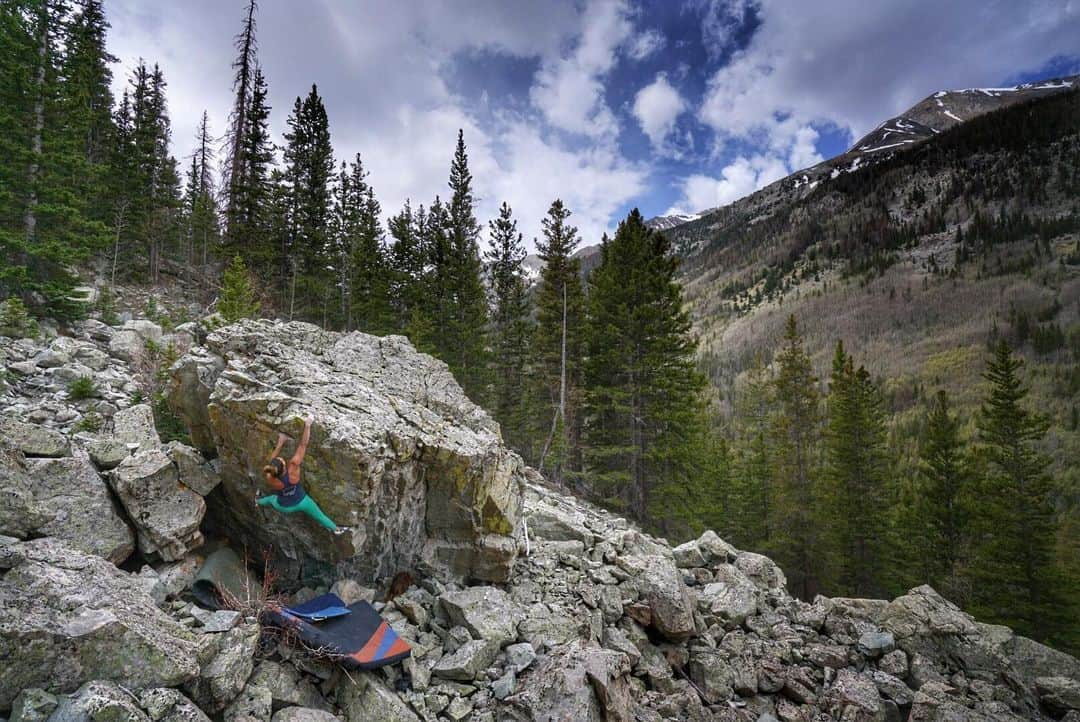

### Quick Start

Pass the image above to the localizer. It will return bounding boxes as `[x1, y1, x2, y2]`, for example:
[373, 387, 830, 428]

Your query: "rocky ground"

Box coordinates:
[2, 315, 1079, 722]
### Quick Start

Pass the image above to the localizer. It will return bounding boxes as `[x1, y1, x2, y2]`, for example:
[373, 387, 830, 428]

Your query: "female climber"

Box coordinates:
[259, 416, 345, 533]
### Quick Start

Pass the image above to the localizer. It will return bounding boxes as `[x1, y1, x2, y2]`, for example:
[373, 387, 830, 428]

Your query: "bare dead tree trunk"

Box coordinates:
[24, 3, 48, 243]
[539, 282, 568, 480]
[111, 200, 129, 287]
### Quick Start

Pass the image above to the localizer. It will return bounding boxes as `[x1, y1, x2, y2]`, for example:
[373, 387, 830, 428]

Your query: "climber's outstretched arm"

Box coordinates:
[268, 432, 288, 464]
[291, 417, 313, 467]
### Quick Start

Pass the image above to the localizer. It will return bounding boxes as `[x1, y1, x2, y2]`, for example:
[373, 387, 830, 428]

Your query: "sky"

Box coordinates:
[105, 0, 1080, 250]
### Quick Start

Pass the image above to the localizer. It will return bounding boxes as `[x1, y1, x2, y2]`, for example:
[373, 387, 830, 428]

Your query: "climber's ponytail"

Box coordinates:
[264, 457, 285, 478]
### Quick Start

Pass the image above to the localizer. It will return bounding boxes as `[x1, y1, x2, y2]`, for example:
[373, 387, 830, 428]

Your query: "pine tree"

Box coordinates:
[338, 154, 391, 333]
[730, 355, 775, 549]
[485, 201, 532, 453]
[184, 111, 218, 289]
[822, 341, 892, 597]
[770, 315, 822, 600]
[227, 66, 273, 265]
[0, 0, 110, 316]
[223, 0, 258, 250]
[218, 254, 259, 322]
[969, 340, 1071, 645]
[442, 130, 489, 404]
[910, 390, 971, 601]
[387, 199, 425, 332]
[281, 84, 333, 323]
[533, 199, 585, 485]
[583, 209, 709, 534]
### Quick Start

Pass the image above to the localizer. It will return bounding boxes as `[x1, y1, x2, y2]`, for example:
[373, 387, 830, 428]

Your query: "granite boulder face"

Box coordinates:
[0, 537, 201, 708]
[166, 320, 524, 583]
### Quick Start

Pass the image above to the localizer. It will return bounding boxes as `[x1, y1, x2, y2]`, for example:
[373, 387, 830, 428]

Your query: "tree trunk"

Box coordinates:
[25, 2, 49, 243]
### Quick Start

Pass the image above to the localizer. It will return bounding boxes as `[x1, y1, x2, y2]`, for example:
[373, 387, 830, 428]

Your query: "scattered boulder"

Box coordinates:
[1037, 677, 1080, 716]
[138, 689, 212, 722]
[9, 689, 58, 722]
[0, 447, 51, 539]
[185, 624, 259, 712]
[630, 554, 695, 640]
[700, 564, 759, 628]
[112, 404, 161, 453]
[439, 586, 520, 647]
[110, 448, 206, 561]
[0, 538, 200, 708]
[46, 680, 148, 722]
[0, 418, 69, 458]
[269, 710, 337, 722]
[432, 639, 499, 681]
[24, 456, 135, 564]
[337, 672, 420, 722]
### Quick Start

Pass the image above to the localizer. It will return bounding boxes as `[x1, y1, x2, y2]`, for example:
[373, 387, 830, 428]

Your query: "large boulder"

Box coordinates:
[337, 672, 419, 722]
[0, 418, 69, 458]
[504, 642, 633, 722]
[0, 446, 51, 539]
[439, 586, 520, 647]
[0, 537, 200, 708]
[627, 554, 695, 641]
[24, 456, 135, 564]
[46, 680, 148, 722]
[166, 320, 524, 583]
[110, 449, 206, 561]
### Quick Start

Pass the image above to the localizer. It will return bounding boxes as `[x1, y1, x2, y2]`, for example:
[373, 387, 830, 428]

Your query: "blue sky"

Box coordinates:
[106, 0, 1080, 249]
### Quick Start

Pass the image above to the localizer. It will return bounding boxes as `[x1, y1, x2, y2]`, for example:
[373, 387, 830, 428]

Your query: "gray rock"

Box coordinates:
[525, 499, 593, 544]
[269, 710, 338, 722]
[440, 586, 520, 647]
[195, 609, 240, 633]
[672, 539, 706, 568]
[432, 639, 499, 681]
[108, 329, 146, 363]
[123, 319, 164, 344]
[631, 554, 695, 640]
[445, 697, 472, 721]
[700, 564, 758, 628]
[185, 624, 259, 712]
[0, 537, 199, 707]
[696, 529, 738, 564]
[167, 320, 524, 583]
[165, 442, 219, 496]
[138, 689, 211, 722]
[111, 448, 206, 561]
[1037, 676, 1080, 715]
[824, 668, 885, 721]
[0, 418, 69, 457]
[338, 671, 420, 722]
[868, 670, 914, 707]
[505, 641, 537, 672]
[46, 680, 148, 722]
[0, 448, 51, 539]
[222, 683, 271, 722]
[507, 642, 631, 722]
[247, 662, 328, 711]
[688, 647, 735, 703]
[25, 456, 135, 563]
[112, 404, 161, 453]
[10, 689, 58, 722]
[734, 551, 787, 591]
[86, 438, 131, 470]
[330, 578, 376, 605]
[492, 671, 517, 700]
[879, 649, 908, 678]
[859, 631, 896, 658]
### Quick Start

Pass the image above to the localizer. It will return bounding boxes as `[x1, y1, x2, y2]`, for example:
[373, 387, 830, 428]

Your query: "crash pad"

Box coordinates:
[263, 595, 412, 669]
[286, 592, 351, 621]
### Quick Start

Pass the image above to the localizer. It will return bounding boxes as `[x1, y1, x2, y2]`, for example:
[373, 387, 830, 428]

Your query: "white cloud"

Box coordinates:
[697, 0, 1080, 147]
[106, 0, 644, 249]
[667, 154, 788, 215]
[632, 74, 687, 149]
[628, 28, 666, 60]
[529, 0, 633, 138]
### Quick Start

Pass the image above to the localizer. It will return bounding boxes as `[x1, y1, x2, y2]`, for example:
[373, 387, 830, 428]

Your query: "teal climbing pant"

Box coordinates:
[258, 494, 337, 530]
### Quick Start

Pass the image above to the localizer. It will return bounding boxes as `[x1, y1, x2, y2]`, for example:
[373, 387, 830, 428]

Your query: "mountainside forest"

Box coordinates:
[0, 0, 1077, 655]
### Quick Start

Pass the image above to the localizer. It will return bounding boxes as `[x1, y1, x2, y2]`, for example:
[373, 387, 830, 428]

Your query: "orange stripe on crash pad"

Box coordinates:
[351, 622, 389, 664]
